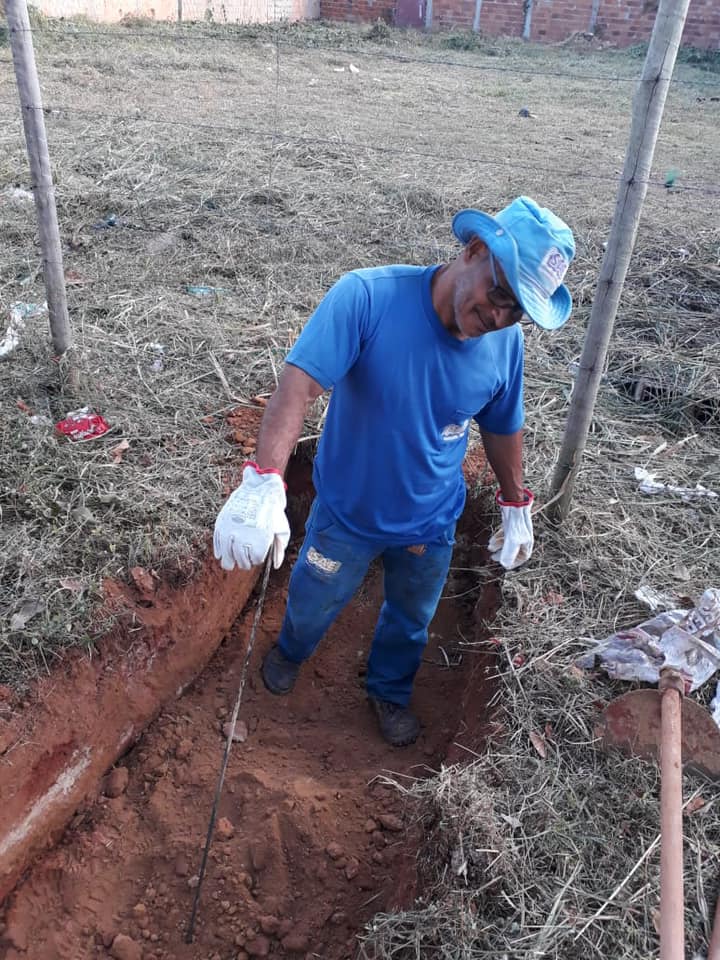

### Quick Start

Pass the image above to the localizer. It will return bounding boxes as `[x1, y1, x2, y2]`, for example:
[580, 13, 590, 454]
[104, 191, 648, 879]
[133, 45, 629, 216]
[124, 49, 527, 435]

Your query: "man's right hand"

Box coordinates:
[213, 462, 290, 571]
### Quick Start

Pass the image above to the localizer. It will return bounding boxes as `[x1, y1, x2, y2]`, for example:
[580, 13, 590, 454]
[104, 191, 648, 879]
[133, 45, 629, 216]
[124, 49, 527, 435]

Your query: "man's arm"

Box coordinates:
[254, 364, 327, 475]
[479, 428, 525, 502]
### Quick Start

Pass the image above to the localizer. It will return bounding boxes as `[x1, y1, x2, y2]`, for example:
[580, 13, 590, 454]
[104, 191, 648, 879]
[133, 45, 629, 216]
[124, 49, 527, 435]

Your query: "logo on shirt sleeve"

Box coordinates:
[441, 419, 470, 442]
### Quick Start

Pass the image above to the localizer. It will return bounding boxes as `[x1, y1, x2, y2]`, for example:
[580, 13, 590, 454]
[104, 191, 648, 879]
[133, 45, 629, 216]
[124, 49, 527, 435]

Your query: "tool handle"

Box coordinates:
[708, 891, 720, 960]
[185, 554, 273, 943]
[660, 683, 685, 960]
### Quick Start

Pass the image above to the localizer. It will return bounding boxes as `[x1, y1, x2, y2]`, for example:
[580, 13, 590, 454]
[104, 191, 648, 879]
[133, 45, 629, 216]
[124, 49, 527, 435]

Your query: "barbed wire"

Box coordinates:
[1, 98, 718, 196]
[0, 85, 632, 147]
[0, 100, 720, 196]
[0, 187, 717, 283]
[3, 24, 720, 87]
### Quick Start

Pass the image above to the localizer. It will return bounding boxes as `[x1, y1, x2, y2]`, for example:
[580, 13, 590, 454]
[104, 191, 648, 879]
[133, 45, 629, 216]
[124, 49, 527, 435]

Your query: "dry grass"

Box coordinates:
[359, 232, 720, 958]
[358, 221, 720, 956]
[1, 18, 719, 956]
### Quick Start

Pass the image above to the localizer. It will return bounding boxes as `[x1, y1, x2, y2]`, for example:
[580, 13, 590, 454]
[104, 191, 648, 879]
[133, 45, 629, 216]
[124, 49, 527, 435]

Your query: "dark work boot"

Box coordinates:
[369, 696, 420, 747]
[262, 644, 301, 695]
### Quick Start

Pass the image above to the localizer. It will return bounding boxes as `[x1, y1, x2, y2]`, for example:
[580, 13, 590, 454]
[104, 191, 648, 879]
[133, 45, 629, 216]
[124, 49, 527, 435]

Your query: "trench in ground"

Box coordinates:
[0, 456, 497, 960]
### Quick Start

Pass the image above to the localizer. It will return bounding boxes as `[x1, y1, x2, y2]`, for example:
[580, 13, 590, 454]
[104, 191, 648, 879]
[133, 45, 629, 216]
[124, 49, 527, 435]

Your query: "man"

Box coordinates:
[214, 196, 575, 747]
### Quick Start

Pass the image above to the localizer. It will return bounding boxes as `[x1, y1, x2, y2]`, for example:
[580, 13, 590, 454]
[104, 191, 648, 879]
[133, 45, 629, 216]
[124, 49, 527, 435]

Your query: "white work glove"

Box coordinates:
[213, 462, 290, 571]
[487, 489, 535, 570]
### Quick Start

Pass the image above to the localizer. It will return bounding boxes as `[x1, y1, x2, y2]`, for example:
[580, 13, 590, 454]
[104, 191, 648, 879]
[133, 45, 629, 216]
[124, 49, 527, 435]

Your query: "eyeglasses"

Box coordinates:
[488, 253, 530, 326]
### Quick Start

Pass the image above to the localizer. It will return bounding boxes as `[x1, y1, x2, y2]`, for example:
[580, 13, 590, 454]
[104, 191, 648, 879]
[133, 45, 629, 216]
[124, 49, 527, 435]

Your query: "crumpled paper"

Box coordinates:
[577, 588, 720, 692]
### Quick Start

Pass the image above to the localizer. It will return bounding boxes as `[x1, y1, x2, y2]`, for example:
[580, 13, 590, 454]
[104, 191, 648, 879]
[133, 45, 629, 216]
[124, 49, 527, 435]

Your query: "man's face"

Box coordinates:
[450, 239, 526, 340]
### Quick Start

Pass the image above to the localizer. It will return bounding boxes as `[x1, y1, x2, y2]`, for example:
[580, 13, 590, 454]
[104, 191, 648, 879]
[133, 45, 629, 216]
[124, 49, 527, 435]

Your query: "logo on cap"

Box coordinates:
[538, 247, 569, 295]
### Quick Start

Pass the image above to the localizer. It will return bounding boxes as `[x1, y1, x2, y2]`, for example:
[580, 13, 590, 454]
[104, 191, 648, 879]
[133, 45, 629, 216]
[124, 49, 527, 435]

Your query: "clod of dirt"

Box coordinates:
[249, 837, 267, 871]
[222, 720, 248, 742]
[277, 919, 294, 938]
[258, 915, 280, 935]
[130, 566, 156, 596]
[132, 904, 149, 927]
[110, 932, 143, 960]
[245, 935, 271, 956]
[281, 931, 310, 952]
[104, 766, 130, 798]
[216, 817, 235, 840]
[377, 813, 403, 832]
[345, 858, 360, 880]
[175, 738, 193, 759]
[325, 842, 344, 860]
[364, 818, 377, 833]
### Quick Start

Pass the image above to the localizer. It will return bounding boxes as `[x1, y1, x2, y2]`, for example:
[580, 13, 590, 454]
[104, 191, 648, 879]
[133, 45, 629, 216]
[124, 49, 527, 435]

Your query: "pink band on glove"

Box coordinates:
[244, 460, 287, 489]
[495, 488, 534, 508]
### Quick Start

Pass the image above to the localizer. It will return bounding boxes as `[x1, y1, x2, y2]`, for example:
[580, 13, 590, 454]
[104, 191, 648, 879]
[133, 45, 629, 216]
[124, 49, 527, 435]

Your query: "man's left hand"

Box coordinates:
[487, 489, 534, 569]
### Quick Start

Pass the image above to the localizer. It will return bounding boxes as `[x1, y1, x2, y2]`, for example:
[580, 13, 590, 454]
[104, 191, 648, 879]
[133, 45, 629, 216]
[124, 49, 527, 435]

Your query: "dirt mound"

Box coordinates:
[0, 507, 495, 959]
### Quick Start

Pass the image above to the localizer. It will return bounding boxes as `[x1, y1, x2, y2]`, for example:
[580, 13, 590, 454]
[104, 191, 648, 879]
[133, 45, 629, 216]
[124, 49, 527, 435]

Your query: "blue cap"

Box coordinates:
[452, 196, 575, 330]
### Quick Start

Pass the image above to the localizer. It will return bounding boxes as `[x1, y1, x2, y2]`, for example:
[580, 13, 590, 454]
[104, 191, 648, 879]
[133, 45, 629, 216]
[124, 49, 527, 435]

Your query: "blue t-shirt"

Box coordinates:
[286, 265, 525, 544]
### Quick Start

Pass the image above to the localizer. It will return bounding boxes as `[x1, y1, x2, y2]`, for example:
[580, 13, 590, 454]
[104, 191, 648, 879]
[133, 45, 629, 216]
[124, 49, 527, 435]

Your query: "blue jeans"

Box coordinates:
[277, 498, 455, 706]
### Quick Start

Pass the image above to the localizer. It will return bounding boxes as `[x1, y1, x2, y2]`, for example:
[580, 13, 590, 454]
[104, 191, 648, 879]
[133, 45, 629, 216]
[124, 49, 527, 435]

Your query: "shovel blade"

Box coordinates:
[599, 689, 720, 781]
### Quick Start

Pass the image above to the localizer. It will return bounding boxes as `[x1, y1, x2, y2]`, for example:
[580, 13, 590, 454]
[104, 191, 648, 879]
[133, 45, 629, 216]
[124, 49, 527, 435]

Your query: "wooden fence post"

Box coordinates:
[547, 0, 692, 522]
[7, 0, 73, 359]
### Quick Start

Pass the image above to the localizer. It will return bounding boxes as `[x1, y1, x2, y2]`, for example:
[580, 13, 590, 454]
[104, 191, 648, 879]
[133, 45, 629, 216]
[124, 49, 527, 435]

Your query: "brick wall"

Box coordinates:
[320, 0, 395, 23]
[431, 0, 476, 31]
[469, 0, 526, 36]
[319, 0, 720, 48]
[532, 0, 595, 39]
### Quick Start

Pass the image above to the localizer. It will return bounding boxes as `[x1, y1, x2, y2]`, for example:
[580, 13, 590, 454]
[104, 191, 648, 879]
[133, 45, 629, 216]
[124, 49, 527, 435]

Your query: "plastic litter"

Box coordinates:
[92, 212, 119, 230]
[185, 284, 226, 296]
[149, 342, 165, 372]
[577, 588, 720, 692]
[634, 584, 681, 613]
[29, 414, 53, 428]
[709, 681, 720, 729]
[0, 302, 47, 360]
[635, 466, 717, 501]
[55, 407, 110, 442]
[10, 599, 45, 632]
[2, 186, 34, 204]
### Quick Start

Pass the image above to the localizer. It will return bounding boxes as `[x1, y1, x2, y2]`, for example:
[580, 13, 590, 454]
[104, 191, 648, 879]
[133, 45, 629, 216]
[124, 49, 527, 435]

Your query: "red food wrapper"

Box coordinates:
[55, 407, 110, 442]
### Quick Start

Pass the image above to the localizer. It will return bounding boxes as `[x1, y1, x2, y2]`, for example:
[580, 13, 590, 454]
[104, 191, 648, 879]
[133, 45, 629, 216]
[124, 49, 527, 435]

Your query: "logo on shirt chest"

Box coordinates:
[441, 418, 470, 442]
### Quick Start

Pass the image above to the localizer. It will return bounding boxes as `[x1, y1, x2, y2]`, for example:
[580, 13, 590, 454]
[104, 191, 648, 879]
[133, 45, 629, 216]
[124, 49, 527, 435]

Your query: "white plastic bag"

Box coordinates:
[577, 588, 720, 692]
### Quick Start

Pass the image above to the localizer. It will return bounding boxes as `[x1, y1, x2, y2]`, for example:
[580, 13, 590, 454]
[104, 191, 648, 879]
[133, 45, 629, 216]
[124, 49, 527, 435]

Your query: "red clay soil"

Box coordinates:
[0, 410, 497, 960]
[0, 545, 495, 960]
[0, 406, 270, 905]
